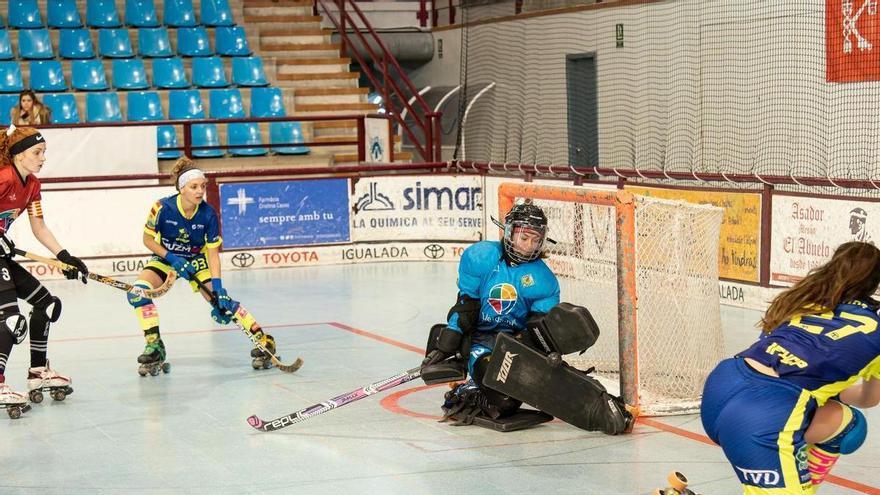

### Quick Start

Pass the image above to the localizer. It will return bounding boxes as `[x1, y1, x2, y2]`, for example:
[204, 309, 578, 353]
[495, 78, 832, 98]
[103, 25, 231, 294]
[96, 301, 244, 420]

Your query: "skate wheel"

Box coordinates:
[668, 471, 688, 491]
[29, 390, 43, 404]
[162, 362, 171, 373]
[251, 360, 261, 370]
[149, 366, 160, 376]
[52, 390, 66, 401]
[8, 407, 21, 419]
[138, 367, 148, 377]
[65, 386, 74, 396]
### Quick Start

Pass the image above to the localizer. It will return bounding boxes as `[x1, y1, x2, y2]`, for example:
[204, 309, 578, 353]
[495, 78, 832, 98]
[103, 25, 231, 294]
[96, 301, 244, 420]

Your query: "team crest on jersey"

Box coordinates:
[175, 228, 191, 244]
[488, 283, 518, 314]
[521, 274, 534, 287]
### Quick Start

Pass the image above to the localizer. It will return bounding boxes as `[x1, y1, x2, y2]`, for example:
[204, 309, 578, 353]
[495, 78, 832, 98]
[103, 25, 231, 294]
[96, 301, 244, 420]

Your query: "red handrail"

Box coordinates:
[315, 0, 442, 162]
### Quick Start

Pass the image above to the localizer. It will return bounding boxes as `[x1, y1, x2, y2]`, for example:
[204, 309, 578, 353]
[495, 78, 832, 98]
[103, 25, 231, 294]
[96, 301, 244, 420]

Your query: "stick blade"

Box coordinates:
[247, 414, 268, 431]
[273, 356, 304, 373]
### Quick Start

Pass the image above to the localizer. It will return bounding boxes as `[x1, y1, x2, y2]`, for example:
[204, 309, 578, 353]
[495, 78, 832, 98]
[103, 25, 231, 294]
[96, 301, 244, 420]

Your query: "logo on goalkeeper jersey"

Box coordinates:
[488, 283, 518, 314]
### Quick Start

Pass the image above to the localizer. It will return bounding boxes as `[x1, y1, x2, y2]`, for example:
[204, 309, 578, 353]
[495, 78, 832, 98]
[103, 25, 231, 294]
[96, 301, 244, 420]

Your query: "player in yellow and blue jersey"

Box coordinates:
[128, 157, 277, 375]
[702, 241, 880, 494]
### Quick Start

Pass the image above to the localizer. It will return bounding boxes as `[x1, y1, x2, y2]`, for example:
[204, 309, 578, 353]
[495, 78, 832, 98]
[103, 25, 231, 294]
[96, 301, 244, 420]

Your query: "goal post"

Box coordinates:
[497, 182, 724, 416]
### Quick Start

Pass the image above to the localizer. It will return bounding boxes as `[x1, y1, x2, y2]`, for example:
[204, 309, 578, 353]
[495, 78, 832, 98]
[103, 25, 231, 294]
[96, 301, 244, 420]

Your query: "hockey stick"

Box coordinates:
[191, 276, 303, 373]
[15, 249, 177, 298]
[247, 366, 422, 431]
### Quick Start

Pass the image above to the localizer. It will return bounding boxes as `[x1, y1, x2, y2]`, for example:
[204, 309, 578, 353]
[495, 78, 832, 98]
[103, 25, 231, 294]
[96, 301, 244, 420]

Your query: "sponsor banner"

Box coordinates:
[482, 176, 615, 241]
[351, 175, 482, 241]
[771, 194, 876, 285]
[627, 186, 761, 283]
[8, 185, 173, 258]
[826, 0, 880, 82]
[364, 117, 390, 163]
[18, 255, 153, 281]
[220, 179, 350, 249]
[718, 280, 781, 311]
[40, 126, 158, 180]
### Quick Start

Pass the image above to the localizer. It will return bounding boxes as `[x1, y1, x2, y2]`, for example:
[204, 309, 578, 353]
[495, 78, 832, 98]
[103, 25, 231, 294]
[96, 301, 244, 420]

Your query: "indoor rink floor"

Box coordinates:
[1, 262, 878, 494]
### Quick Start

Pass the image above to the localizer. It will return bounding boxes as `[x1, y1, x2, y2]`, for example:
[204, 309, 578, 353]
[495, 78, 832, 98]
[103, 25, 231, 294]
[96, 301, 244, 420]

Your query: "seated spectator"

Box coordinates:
[11, 90, 51, 125]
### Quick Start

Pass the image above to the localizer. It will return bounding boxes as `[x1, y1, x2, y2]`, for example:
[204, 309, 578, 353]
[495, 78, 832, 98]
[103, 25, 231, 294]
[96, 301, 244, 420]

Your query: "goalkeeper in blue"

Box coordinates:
[419, 202, 633, 434]
[702, 241, 880, 494]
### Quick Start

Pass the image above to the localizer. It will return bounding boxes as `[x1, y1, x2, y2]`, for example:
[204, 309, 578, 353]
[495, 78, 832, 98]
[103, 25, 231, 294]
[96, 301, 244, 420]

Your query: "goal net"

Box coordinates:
[498, 182, 724, 416]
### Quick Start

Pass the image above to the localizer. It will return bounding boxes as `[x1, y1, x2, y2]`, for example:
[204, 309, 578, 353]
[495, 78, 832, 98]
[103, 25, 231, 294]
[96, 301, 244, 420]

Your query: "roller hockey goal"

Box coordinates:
[498, 183, 724, 416]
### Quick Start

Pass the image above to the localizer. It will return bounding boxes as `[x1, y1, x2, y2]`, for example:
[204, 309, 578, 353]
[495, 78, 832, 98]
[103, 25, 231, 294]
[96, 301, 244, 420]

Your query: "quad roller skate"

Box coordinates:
[0, 380, 30, 419]
[137, 339, 171, 377]
[250, 334, 277, 370]
[27, 361, 73, 403]
[653, 471, 700, 495]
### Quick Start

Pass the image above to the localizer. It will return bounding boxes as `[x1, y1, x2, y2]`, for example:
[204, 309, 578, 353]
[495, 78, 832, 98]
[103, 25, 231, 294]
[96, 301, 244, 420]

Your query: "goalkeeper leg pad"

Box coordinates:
[483, 333, 633, 435]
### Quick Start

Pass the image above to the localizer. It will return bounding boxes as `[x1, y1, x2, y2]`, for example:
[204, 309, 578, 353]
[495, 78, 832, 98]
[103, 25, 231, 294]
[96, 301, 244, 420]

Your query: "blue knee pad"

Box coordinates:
[819, 406, 867, 455]
[127, 282, 154, 308]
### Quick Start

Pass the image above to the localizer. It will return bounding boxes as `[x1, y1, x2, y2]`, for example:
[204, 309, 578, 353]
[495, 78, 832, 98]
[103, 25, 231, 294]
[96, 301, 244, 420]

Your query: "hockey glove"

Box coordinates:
[211, 307, 232, 325]
[57, 249, 88, 284]
[165, 253, 196, 281]
[211, 279, 239, 314]
[0, 233, 14, 259]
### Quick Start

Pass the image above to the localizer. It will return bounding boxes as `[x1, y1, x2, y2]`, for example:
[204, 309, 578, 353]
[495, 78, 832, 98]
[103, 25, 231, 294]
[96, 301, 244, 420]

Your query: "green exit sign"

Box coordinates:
[616, 24, 624, 48]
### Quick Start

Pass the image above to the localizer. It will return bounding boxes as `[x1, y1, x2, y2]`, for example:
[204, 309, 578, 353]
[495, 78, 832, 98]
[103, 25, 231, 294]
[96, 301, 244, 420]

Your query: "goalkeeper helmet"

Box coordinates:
[502, 202, 548, 265]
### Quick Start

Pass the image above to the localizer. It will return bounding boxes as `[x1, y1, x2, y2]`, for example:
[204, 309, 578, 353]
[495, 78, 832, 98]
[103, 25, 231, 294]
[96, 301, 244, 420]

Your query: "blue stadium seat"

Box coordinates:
[231, 56, 268, 87]
[42, 93, 79, 123]
[152, 58, 190, 89]
[208, 88, 244, 119]
[163, 0, 197, 27]
[48, 0, 83, 28]
[250, 87, 284, 117]
[87, 0, 122, 27]
[250, 87, 309, 155]
[0, 62, 24, 93]
[0, 31, 13, 61]
[8, 0, 43, 28]
[29, 61, 67, 92]
[138, 27, 172, 58]
[128, 91, 181, 159]
[209, 88, 266, 156]
[269, 122, 309, 155]
[192, 57, 229, 88]
[157, 126, 182, 159]
[71, 59, 109, 90]
[59, 29, 96, 59]
[126, 90, 162, 120]
[112, 58, 149, 89]
[168, 90, 223, 157]
[215, 26, 251, 56]
[200, 0, 234, 26]
[19, 29, 54, 60]
[86, 92, 122, 122]
[0, 95, 18, 125]
[177, 27, 211, 57]
[98, 28, 134, 58]
[125, 0, 159, 27]
[168, 89, 202, 119]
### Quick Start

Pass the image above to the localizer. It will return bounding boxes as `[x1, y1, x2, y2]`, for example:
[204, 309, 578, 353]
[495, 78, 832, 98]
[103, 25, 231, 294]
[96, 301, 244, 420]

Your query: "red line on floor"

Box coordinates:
[325, 322, 880, 494]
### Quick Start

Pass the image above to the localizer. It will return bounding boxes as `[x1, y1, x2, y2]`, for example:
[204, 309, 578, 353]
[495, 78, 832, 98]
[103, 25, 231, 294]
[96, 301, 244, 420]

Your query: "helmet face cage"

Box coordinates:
[502, 203, 548, 264]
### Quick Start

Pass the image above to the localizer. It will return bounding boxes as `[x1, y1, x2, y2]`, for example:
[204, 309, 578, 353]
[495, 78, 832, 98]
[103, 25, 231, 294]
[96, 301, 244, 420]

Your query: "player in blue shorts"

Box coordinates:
[127, 157, 277, 375]
[702, 241, 880, 494]
[420, 202, 632, 434]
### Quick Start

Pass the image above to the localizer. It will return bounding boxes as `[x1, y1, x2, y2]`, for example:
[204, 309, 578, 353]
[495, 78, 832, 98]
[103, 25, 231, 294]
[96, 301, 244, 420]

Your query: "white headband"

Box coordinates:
[177, 168, 205, 190]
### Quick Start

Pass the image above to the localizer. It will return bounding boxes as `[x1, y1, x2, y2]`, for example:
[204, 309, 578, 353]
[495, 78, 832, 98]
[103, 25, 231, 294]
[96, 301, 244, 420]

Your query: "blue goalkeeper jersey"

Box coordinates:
[143, 194, 222, 259]
[738, 299, 880, 406]
[448, 241, 560, 334]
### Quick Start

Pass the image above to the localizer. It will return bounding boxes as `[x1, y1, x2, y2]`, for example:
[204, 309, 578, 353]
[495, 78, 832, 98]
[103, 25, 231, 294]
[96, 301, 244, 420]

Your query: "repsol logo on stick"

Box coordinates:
[342, 247, 409, 260]
[402, 182, 481, 211]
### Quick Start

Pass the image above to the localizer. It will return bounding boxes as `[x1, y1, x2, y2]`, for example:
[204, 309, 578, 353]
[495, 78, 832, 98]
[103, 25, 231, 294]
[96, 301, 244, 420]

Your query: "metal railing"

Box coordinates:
[316, 0, 442, 162]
